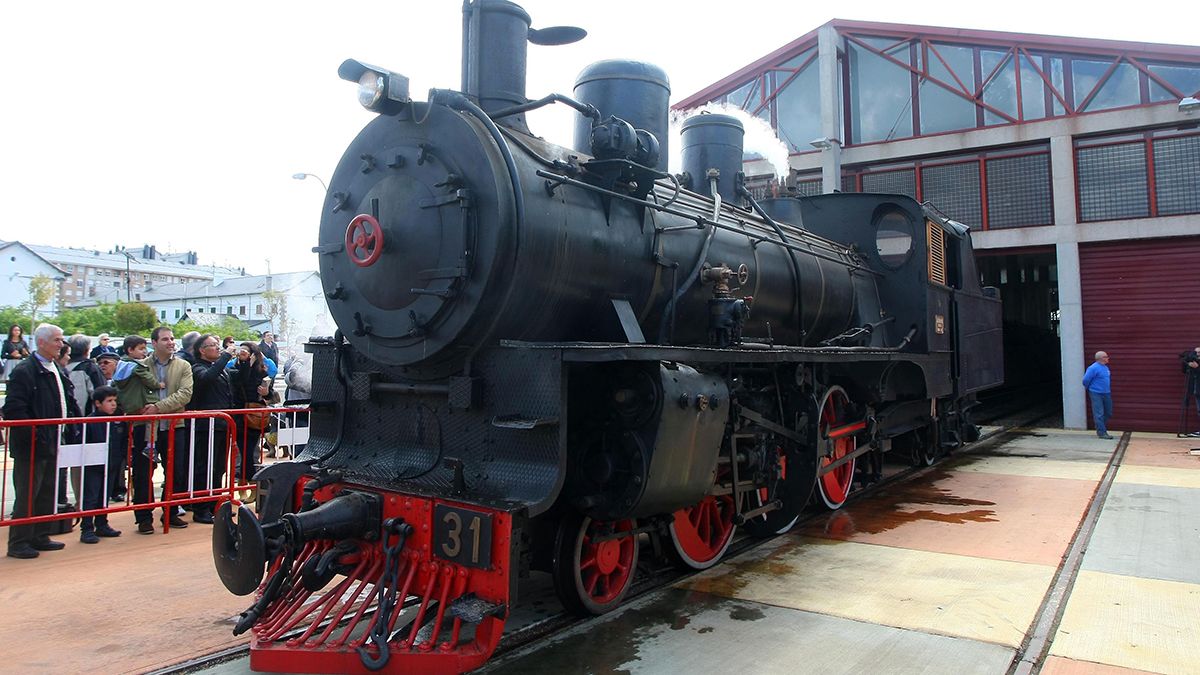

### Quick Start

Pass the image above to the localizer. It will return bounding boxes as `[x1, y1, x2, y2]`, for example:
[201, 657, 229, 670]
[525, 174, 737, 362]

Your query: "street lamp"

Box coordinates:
[292, 172, 328, 192]
[118, 249, 136, 303]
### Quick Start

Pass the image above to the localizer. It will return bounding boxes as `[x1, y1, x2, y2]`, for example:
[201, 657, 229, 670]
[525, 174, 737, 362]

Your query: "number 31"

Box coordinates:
[441, 511, 482, 563]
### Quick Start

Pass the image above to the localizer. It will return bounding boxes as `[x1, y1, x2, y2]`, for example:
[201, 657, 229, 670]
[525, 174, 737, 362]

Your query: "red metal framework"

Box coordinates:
[675, 20, 1200, 148]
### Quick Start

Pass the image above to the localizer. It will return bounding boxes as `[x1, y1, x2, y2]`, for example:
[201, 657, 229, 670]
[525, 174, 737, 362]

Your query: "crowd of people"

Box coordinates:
[2, 323, 308, 560]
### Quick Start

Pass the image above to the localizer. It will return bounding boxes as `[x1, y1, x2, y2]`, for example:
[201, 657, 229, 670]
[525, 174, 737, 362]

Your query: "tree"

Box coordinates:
[53, 303, 120, 336]
[0, 307, 33, 337]
[262, 289, 295, 345]
[173, 315, 258, 342]
[114, 302, 158, 336]
[22, 274, 56, 334]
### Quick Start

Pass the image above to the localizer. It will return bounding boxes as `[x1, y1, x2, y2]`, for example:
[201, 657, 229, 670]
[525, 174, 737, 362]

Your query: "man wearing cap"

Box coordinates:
[95, 351, 119, 385]
[90, 334, 118, 360]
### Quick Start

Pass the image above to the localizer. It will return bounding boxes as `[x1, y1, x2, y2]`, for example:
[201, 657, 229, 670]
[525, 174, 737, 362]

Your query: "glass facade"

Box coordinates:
[848, 38, 913, 143]
[701, 31, 1200, 149]
[920, 44, 976, 134]
[687, 24, 1200, 234]
[775, 63, 820, 152]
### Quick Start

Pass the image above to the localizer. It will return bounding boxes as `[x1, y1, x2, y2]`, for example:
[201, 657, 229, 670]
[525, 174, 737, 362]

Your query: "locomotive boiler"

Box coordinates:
[211, 2, 1003, 673]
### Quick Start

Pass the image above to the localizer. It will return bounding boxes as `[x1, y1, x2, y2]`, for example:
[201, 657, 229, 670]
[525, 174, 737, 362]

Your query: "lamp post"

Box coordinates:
[118, 249, 136, 302]
[292, 172, 328, 192]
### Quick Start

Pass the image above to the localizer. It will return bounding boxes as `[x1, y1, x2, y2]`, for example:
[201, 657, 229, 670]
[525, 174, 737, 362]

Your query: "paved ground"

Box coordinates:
[484, 430, 1200, 675]
[0, 508, 247, 674]
[2, 429, 1197, 674]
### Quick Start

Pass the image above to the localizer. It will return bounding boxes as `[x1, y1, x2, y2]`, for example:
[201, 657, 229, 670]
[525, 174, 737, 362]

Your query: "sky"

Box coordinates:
[1, 1, 1195, 276]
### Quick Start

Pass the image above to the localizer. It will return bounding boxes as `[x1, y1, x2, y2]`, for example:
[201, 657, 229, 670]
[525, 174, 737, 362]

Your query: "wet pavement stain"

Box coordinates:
[485, 590, 765, 674]
[801, 468, 998, 539]
[686, 550, 802, 598]
[728, 605, 765, 621]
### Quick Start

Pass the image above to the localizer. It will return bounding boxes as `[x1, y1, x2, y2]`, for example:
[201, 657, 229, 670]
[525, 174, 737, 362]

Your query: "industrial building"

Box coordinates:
[676, 21, 1200, 432]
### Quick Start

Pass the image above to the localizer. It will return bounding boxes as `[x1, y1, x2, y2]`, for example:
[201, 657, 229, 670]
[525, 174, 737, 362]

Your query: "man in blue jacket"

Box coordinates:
[1083, 351, 1114, 440]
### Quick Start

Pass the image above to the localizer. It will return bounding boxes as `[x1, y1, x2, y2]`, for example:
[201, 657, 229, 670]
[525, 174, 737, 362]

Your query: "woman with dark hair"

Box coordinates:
[187, 333, 238, 523]
[2, 324, 30, 382]
[229, 341, 274, 485]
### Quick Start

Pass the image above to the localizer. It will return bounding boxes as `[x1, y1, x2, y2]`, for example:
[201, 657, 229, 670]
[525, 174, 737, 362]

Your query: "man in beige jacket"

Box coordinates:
[131, 326, 194, 534]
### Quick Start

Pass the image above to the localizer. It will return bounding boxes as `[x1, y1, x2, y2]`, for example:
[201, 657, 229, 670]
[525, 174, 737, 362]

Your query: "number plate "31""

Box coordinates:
[433, 504, 493, 569]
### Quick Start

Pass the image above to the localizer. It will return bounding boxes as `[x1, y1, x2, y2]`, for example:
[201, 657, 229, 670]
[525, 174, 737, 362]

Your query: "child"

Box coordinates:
[80, 386, 123, 543]
[112, 336, 161, 461]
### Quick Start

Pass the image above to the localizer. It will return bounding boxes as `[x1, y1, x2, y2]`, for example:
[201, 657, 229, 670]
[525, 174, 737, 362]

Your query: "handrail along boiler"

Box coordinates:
[210, 2, 1003, 673]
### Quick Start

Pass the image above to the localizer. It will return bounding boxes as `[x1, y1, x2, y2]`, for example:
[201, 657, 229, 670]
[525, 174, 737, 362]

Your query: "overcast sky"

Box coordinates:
[1, 1, 1193, 276]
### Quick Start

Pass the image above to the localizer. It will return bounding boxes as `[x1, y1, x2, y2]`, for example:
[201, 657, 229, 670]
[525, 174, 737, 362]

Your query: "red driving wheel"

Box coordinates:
[345, 214, 384, 267]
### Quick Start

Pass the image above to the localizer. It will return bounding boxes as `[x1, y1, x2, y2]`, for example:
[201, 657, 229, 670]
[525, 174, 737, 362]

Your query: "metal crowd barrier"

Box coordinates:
[0, 406, 309, 533]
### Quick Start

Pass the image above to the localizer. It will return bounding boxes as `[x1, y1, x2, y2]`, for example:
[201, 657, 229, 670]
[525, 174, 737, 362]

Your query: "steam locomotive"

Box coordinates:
[211, 2, 1002, 673]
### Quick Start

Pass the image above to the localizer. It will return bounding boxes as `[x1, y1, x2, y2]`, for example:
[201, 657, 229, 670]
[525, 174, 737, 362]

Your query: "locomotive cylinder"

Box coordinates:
[572, 60, 671, 171]
[680, 113, 745, 204]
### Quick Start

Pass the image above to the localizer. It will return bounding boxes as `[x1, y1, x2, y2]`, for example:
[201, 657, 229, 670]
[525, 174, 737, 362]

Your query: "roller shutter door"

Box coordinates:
[1079, 236, 1200, 433]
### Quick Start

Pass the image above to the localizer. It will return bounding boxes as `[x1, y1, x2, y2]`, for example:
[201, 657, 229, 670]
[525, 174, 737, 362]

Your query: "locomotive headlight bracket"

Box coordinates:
[338, 59, 410, 113]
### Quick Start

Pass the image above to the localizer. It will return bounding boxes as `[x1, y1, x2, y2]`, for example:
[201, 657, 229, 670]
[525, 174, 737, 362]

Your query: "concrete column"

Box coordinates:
[817, 25, 842, 193]
[1050, 135, 1087, 429]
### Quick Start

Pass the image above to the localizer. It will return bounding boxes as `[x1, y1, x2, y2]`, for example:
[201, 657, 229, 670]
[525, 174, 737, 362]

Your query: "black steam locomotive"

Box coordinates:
[211, 2, 1002, 672]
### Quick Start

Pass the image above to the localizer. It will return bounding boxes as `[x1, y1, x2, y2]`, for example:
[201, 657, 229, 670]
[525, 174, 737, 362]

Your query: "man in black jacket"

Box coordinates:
[188, 334, 238, 523]
[258, 331, 279, 371]
[5, 323, 82, 559]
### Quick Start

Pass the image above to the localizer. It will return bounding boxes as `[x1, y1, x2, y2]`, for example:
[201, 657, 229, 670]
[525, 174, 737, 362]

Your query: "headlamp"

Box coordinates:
[338, 59, 410, 114]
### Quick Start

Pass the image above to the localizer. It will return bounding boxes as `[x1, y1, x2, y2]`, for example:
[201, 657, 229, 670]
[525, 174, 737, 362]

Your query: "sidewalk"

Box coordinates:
[1043, 432, 1200, 674]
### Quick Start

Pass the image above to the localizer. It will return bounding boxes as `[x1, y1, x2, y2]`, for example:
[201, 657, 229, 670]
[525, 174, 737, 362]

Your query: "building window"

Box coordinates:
[174, 309, 180, 319]
[1076, 139, 1150, 222]
[986, 153, 1053, 228]
[1153, 134, 1200, 216]
[75, 280, 82, 288]
[160, 310, 166, 320]
[843, 145, 1051, 230]
[848, 37, 914, 143]
[861, 168, 917, 198]
[1076, 130, 1200, 222]
[256, 304, 263, 315]
[922, 161, 982, 229]
[210, 307, 216, 313]
[226, 307, 233, 314]
[239, 305, 246, 315]
[113, 281, 120, 288]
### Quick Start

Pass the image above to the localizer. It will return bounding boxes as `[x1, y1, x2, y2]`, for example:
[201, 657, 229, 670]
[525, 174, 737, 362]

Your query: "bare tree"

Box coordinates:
[262, 289, 295, 346]
[23, 273, 56, 335]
